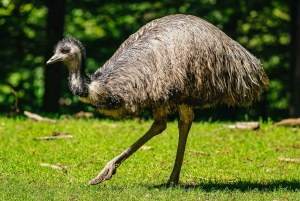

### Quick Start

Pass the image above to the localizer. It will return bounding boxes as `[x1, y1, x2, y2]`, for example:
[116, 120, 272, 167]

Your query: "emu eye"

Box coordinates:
[61, 49, 69, 54]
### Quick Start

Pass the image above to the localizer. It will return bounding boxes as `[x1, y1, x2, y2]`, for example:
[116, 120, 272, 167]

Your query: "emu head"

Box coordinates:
[46, 37, 86, 65]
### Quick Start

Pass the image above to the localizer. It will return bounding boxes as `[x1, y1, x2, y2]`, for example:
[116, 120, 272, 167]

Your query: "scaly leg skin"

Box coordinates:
[167, 105, 194, 185]
[88, 114, 167, 185]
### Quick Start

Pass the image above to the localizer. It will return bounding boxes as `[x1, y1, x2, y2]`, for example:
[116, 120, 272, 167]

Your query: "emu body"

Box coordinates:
[47, 14, 268, 185]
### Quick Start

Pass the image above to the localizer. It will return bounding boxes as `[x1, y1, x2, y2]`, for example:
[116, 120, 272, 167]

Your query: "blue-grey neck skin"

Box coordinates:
[67, 56, 91, 97]
[59, 38, 90, 97]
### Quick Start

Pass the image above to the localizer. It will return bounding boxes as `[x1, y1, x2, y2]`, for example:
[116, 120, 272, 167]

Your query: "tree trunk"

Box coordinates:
[43, 0, 66, 113]
[290, 0, 300, 117]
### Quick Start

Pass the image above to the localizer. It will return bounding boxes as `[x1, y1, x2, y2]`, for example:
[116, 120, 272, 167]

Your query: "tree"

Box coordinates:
[0, 0, 294, 120]
[42, 0, 66, 113]
[290, 0, 300, 117]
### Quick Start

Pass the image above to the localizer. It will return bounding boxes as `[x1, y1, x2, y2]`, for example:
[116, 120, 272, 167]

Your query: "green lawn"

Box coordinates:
[0, 117, 300, 200]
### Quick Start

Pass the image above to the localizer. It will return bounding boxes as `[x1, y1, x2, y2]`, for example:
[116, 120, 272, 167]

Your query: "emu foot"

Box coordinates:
[166, 180, 179, 187]
[166, 174, 179, 186]
[88, 161, 117, 185]
[152, 181, 179, 189]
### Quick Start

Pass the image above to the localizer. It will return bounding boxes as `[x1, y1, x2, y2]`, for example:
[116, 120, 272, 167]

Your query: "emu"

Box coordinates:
[46, 14, 268, 185]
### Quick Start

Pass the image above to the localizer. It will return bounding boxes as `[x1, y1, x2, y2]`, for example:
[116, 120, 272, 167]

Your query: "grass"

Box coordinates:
[0, 117, 300, 200]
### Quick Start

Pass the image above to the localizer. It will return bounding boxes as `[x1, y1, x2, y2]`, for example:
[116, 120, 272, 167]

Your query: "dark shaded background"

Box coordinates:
[0, 0, 299, 121]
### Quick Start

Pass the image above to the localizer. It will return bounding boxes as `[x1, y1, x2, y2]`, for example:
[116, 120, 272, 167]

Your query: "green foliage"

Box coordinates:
[0, 0, 47, 112]
[0, 0, 293, 120]
[1, 118, 300, 200]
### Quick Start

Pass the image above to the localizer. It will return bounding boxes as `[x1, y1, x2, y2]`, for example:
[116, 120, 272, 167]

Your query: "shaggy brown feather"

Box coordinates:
[90, 14, 268, 118]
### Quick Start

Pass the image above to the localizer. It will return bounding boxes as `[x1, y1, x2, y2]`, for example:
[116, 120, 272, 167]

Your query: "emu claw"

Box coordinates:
[88, 162, 117, 185]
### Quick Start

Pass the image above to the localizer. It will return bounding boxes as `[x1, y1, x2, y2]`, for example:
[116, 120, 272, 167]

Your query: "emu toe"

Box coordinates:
[88, 162, 117, 185]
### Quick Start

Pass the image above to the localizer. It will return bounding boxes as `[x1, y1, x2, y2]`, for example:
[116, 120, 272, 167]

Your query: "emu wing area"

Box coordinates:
[93, 14, 268, 115]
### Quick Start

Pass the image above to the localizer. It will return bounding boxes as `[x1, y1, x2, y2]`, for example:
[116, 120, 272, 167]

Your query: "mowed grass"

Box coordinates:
[0, 117, 300, 200]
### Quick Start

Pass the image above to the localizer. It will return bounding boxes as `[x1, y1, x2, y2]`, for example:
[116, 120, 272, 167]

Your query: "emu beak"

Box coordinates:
[46, 54, 60, 65]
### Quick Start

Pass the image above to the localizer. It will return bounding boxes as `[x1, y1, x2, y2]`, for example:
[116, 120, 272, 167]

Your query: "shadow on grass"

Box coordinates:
[151, 180, 300, 192]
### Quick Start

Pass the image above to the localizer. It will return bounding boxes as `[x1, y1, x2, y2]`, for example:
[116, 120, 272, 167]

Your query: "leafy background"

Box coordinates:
[0, 0, 297, 121]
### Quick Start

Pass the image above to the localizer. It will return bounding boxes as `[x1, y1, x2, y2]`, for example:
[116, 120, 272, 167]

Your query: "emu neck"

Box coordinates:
[67, 55, 90, 97]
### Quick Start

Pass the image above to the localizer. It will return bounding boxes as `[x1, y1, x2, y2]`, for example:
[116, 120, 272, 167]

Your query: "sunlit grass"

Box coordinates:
[0, 117, 300, 200]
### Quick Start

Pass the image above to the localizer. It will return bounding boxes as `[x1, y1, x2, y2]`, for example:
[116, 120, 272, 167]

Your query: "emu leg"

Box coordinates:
[167, 105, 194, 185]
[88, 115, 167, 185]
